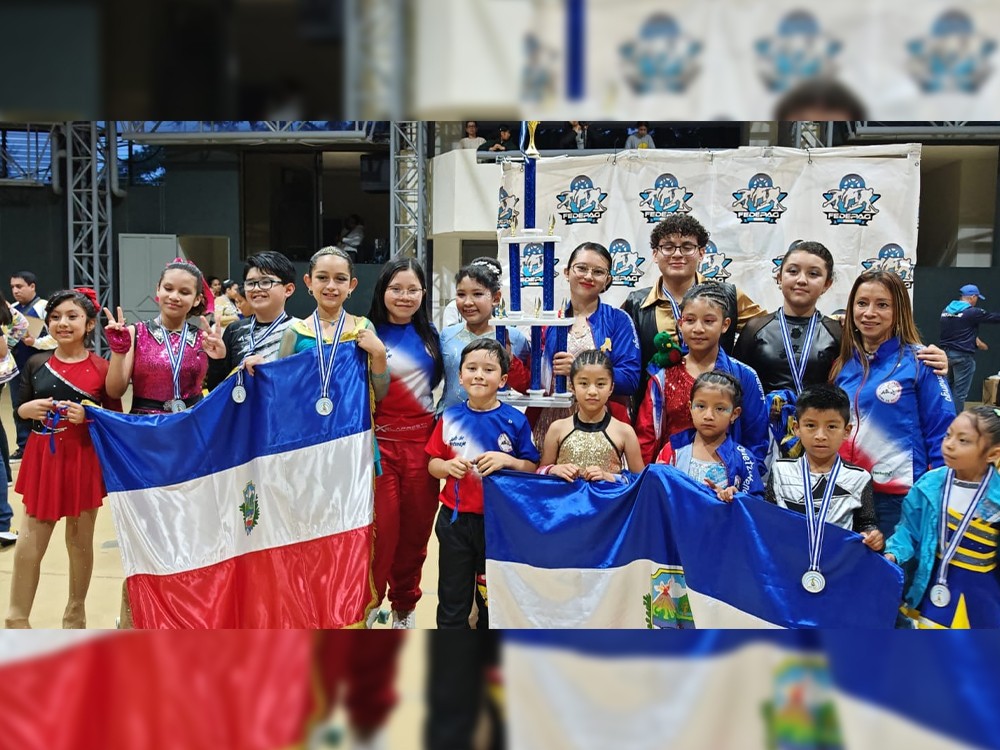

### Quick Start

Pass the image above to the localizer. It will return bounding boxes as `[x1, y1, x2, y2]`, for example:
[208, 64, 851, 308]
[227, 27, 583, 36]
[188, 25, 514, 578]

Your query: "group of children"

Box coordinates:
[3, 230, 999, 630]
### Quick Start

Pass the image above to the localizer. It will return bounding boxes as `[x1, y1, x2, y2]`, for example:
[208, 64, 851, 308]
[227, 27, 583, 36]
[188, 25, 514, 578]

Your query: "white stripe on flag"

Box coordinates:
[487, 559, 780, 628]
[505, 640, 807, 750]
[834, 689, 980, 750]
[110, 431, 373, 576]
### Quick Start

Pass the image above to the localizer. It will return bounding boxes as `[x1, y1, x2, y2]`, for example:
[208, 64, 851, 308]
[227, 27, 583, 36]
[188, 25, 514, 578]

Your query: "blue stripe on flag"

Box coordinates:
[86, 347, 371, 492]
[484, 465, 903, 628]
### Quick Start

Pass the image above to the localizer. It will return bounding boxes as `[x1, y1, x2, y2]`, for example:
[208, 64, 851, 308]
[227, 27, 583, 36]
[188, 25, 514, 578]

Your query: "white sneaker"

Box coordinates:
[391, 609, 415, 629]
[0, 530, 16, 548]
[365, 608, 389, 629]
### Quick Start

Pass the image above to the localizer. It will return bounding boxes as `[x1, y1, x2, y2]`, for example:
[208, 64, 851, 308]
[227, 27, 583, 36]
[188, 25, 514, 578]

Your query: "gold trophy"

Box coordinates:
[524, 120, 541, 159]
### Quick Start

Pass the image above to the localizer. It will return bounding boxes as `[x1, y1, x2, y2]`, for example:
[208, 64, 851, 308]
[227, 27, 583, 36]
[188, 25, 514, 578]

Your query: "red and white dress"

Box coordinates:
[14, 351, 122, 520]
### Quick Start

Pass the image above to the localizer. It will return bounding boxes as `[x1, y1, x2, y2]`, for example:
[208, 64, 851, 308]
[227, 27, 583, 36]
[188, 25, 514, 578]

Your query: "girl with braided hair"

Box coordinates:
[635, 283, 769, 471]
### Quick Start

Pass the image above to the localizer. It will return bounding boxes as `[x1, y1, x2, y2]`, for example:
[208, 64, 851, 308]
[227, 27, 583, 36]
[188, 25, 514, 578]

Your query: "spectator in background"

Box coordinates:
[340, 214, 365, 262]
[214, 279, 241, 329]
[233, 285, 253, 319]
[478, 124, 517, 154]
[458, 120, 486, 150]
[939, 283, 1000, 411]
[207, 276, 223, 298]
[624, 121, 656, 149]
[9, 272, 49, 461]
[558, 121, 593, 149]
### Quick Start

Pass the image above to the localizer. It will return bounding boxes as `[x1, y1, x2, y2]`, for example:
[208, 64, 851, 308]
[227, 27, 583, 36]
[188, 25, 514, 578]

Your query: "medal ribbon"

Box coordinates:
[659, 282, 687, 353]
[801, 456, 842, 574]
[159, 317, 189, 402]
[235, 313, 289, 389]
[777, 310, 819, 394]
[935, 469, 991, 589]
[312, 310, 348, 401]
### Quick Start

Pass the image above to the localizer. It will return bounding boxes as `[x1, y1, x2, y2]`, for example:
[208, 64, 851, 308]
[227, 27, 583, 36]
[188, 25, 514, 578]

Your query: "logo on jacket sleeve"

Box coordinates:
[608, 238, 647, 287]
[732, 173, 787, 224]
[556, 175, 608, 225]
[639, 173, 694, 222]
[822, 174, 881, 225]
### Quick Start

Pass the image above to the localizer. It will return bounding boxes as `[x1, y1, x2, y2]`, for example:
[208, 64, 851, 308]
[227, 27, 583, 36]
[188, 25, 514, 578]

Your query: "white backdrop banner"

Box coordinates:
[497, 144, 921, 315]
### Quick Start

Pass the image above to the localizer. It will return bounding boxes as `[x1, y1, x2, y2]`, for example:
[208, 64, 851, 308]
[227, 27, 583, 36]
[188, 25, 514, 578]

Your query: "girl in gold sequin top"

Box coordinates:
[538, 350, 644, 483]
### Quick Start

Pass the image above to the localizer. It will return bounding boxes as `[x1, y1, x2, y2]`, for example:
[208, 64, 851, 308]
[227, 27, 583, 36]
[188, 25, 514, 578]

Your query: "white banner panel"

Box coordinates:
[497, 144, 920, 315]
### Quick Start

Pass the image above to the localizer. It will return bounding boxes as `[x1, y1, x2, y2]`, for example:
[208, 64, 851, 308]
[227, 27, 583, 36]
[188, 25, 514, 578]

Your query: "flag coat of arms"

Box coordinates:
[504, 631, 1000, 750]
[87, 349, 376, 628]
[484, 465, 903, 628]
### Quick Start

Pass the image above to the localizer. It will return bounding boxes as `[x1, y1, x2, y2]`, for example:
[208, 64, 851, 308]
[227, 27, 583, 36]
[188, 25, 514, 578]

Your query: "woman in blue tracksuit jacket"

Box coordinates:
[531, 242, 641, 435]
[833, 270, 956, 539]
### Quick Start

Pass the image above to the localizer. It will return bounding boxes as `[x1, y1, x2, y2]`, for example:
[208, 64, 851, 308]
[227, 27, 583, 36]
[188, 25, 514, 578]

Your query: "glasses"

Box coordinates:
[654, 243, 701, 257]
[244, 278, 283, 291]
[570, 263, 610, 281]
[387, 286, 424, 298]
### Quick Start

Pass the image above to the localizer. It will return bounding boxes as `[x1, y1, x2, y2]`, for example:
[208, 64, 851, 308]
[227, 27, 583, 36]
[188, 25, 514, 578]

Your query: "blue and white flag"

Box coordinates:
[484, 465, 902, 628]
[86, 349, 376, 629]
[504, 631, 1000, 750]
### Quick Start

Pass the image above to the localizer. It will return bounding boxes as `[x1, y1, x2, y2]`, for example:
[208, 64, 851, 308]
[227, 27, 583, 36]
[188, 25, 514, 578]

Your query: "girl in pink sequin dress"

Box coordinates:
[102, 260, 226, 627]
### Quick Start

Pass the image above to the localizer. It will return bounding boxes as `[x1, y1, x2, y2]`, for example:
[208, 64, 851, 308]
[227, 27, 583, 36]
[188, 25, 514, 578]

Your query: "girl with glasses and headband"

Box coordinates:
[532, 242, 641, 448]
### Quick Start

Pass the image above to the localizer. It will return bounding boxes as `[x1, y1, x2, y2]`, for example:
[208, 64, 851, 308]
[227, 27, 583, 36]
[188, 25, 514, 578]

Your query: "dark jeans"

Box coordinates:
[946, 349, 976, 412]
[424, 632, 504, 750]
[435, 506, 488, 629]
[8, 377, 29, 452]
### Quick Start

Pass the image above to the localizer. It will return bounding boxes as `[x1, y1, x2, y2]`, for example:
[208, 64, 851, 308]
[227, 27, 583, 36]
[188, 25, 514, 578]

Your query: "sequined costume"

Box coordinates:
[555, 411, 623, 474]
[130, 319, 207, 414]
[15, 351, 122, 520]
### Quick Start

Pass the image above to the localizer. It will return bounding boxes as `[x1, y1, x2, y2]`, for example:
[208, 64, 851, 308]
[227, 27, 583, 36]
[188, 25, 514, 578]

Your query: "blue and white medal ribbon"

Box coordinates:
[930, 469, 992, 607]
[312, 310, 347, 416]
[659, 282, 687, 353]
[800, 456, 841, 593]
[777, 310, 819, 394]
[160, 318, 189, 412]
[232, 313, 289, 404]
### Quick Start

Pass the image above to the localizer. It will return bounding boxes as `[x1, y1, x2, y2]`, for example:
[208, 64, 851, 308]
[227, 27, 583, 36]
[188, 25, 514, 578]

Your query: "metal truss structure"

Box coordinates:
[65, 121, 115, 354]
[0, 124, 55, 186]
[116, 121, 377, 145]
[389, 122, 427, 264]
[847, 122, 1000, 140]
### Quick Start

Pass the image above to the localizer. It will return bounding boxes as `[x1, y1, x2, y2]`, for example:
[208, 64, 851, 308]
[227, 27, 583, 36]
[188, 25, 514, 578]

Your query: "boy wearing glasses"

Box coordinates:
[206, 251, 297, 390]
[622, 215, 763, 399]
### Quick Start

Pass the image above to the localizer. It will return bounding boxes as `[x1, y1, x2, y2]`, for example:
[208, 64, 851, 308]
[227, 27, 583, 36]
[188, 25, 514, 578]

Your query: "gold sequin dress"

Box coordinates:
[555, 411, 623, 474]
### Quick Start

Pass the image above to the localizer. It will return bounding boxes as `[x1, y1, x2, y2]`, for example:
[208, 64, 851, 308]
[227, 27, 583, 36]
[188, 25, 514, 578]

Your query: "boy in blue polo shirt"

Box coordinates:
[426, 338, 539, 629]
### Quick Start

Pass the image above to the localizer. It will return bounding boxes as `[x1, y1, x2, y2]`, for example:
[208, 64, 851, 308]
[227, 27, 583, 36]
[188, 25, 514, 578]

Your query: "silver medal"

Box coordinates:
[231, 385, 247, 404]
[929, 583, 951, 608]
[316, 397, 334, 416]
[801, 570, 826, 594]
[164, 399, 187, 413]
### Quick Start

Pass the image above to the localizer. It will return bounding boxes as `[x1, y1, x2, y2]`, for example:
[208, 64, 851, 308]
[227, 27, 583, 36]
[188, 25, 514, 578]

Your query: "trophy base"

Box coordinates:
[498, 391, 575, 409]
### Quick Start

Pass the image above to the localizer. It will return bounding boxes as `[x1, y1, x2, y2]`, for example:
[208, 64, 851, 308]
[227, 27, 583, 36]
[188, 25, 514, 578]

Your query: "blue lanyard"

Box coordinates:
[801, 456, 841, 573]
[777, 310, 819, 394]
[158, 317, 189, 401]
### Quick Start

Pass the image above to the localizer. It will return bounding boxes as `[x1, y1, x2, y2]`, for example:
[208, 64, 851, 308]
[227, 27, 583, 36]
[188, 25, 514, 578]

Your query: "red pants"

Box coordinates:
[372, 437, 440, 613]
[314, 631, 405, 730]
